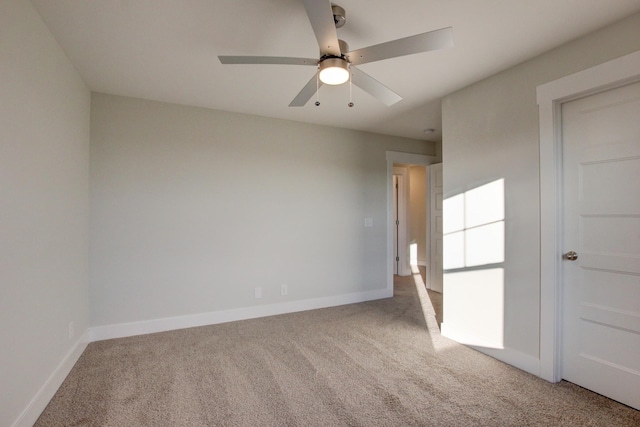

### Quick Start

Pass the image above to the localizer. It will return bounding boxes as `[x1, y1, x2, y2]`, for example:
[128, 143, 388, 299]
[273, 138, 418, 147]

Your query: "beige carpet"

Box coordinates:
[36, 273, 639, 426]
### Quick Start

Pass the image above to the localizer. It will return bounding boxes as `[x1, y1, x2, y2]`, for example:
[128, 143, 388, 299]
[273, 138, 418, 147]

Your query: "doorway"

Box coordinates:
[385, 151, 439, 293]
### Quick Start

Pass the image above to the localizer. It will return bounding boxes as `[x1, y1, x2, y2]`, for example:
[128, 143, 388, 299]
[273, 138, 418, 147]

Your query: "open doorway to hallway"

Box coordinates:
[386, 151, 442, 313]
[392, 163, 427, 277]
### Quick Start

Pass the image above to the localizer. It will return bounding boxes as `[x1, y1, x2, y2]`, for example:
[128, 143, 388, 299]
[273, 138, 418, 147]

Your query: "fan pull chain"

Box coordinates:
[348, 67, 354, 108]
[315, 68, 320, 106]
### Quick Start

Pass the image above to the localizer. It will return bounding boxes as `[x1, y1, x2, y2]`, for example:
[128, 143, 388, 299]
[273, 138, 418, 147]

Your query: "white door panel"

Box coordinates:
[561, 81, 640, 410]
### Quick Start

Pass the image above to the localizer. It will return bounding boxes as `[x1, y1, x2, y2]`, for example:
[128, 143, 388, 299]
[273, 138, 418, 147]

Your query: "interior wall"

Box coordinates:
[0, 1, 91, 425]
[408, 166, 427, 265]
[90, 93, 432, 328]
[441, 13, 640, 366]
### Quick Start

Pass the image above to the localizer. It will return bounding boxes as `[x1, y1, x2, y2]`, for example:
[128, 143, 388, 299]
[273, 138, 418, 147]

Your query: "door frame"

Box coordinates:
[392, 171, 406, 275]
[429, 163, 443, 292]
[386, 151, 438, 294]
[537, 50, 640, 382]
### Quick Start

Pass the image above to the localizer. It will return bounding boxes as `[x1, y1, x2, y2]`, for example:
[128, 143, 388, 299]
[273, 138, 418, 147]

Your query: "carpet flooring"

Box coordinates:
[36, 272, 640, 426]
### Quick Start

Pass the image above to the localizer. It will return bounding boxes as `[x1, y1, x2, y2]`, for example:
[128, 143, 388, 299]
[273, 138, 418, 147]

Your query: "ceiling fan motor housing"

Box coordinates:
[319, 39, 349, 61]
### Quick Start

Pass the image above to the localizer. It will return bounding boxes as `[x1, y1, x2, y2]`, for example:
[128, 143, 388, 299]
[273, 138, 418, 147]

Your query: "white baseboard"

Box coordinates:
[90, 288, 393, 342]
[441, 323, 540, 376]
[12, 331, 89, 427]
[468, 344, 540, 376]
[12, 289, 393, 426]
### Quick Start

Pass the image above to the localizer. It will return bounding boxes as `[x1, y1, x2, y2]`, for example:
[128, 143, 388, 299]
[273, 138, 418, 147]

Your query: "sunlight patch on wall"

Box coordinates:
[442, 268, 504, 349]
[443, 179, 505, 269]
[441, 179, 505, 349]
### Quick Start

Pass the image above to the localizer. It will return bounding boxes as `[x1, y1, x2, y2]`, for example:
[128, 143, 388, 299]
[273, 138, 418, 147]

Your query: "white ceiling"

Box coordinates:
[32, 0, 640, 142]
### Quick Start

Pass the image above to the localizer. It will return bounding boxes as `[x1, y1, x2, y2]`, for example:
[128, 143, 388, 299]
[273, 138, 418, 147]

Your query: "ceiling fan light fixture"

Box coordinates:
[318, 58, 349, 85]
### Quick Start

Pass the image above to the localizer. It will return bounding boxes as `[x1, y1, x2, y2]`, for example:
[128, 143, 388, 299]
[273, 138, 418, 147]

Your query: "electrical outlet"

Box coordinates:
[254, 287, 262, 299]
[281, 284, 288, 296]
[68, 321, 74, 340]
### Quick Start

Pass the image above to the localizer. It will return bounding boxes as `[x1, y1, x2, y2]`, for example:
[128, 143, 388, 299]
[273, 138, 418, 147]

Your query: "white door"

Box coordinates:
[561, 81, 640, 410]
[429, 163, 443, 292]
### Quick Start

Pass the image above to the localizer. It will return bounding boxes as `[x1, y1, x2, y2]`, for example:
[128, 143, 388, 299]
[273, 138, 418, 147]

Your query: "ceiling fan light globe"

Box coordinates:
[318, 58, 349, 85]
[319, 67, 349, 85]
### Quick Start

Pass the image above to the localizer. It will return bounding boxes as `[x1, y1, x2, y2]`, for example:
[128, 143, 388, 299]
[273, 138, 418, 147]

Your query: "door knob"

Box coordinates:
[564, 251, 578, 261]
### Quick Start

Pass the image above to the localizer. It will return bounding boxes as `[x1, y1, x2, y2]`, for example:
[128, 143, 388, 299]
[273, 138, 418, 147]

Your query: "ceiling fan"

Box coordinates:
[218, 1, 454, 107]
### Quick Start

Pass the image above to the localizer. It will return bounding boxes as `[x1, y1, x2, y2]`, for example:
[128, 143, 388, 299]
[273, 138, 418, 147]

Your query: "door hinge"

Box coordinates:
[396, 256, 399, 262]
[396, 220, 399, 225]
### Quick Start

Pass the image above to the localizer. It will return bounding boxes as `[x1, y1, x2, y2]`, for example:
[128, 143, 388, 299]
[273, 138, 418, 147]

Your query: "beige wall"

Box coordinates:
[441, 13, 640, 369]
[0, 1, 90, 425]
[89, 94, 431, 328]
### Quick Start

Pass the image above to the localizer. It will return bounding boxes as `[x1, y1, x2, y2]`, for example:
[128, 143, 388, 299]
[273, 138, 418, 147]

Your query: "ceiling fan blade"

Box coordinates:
[289, 74, 323, 107]
[346, 27, 454, 66]
[219, 56, 317, 66]
[301, 0, 341, 56]
[351, 66, 402, 106]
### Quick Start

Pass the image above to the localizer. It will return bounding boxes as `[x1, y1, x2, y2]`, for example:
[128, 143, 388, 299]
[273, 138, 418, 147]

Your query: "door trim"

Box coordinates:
[386, 151, 437, 294]
[537, 50, 640, 382]
[429, 163, 443, 292]
[393, 167, 409, 276]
